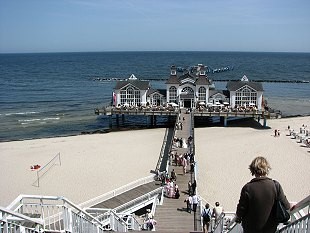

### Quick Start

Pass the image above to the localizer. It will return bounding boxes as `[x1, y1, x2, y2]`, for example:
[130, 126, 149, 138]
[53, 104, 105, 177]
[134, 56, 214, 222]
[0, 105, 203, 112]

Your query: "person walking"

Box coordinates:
[235, 156, 291, 233]
[191, 180, 197, 195]
[212, 201, 224, 222]
[202, 203, 212, 233]
[212, 201, 224, 231]
[191, 193, 199, 213]
[184, 195, 193, 213]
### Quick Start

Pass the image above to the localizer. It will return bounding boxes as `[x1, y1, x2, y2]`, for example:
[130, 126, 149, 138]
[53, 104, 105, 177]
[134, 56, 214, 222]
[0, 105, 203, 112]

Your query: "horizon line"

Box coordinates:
[1, 50, 310, 55]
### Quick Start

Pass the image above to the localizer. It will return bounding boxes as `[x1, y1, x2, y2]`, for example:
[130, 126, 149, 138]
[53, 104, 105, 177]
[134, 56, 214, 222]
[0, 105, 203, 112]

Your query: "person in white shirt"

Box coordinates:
[212, 201, 224, 222]
[191, 194, 199, 213]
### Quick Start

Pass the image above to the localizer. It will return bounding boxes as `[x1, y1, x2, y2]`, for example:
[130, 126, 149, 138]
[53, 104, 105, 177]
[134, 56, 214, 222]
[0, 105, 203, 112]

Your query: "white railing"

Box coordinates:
[117, 213, 142, 231]
[154, 115, 179, 181]
[155, 127, 169, 172]
[225, 195, 310, 233]
[277, 195, 310, 233]
[114, 187, 163, 214]
[79, 174, 155, 209]
[5, 195, 105, 233]
[226, 220, 243, 233]
[0, 205, 43, 233]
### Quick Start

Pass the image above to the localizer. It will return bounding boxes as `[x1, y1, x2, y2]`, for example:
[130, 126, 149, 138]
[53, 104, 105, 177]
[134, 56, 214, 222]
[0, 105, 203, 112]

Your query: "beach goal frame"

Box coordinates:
[33, 152, 61, 187]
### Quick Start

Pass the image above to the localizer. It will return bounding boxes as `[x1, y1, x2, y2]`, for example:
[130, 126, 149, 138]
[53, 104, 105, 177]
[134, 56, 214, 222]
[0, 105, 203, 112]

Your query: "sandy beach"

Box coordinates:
[1, 117, 309, 213]
[195, 116, 310, 211]
[0, 128, 165, 207]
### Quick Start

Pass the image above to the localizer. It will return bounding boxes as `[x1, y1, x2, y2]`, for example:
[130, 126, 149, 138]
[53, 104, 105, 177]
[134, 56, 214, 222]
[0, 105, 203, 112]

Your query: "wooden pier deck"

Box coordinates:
[154, 110, 201, 232]
[89, 109, 202, 232]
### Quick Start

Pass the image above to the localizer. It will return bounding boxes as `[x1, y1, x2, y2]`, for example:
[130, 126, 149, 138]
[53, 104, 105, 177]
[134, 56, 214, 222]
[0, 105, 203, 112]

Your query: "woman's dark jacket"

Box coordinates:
[236, 176, 290, 233]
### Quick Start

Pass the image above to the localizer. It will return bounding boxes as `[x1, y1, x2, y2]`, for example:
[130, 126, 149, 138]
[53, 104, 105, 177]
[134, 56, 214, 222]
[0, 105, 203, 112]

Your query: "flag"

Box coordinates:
[112, 92, 116, 106]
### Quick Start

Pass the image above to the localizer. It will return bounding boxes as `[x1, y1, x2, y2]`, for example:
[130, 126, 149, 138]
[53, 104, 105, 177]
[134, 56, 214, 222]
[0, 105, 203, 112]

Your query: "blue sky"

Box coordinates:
[0, 0, 309, 53]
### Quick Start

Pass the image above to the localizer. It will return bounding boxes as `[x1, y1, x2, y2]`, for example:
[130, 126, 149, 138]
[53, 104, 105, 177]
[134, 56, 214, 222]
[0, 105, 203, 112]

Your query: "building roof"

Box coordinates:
[147, 88, 166, 97]
[166, 75, 180, 84]
[226, 81, 263, 92]
[195, 76, 211, 85]
[209, 90, 230, 98]
[179, 72, 196, 82]
[115, 80, 150, 90]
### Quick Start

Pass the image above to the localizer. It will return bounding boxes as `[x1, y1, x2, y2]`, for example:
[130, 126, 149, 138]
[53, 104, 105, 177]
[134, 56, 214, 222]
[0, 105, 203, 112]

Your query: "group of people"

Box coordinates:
[172, 136, 187, 148]
[164, 176, 180, 199]
[176, 121, 183, 130]
[168, 151, 195, 175]
[274, 129, 281, 137]
[143, 209, 157, 231]
[288, 124, 310, 147]
[201, 202, 224, 233]
[184, 193, 200, 213]
[195, 104, 259, 113]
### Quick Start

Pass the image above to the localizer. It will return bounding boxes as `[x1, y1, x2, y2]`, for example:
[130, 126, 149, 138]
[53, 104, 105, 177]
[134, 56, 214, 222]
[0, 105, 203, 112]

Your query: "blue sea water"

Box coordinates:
[0, 51, 310, 141]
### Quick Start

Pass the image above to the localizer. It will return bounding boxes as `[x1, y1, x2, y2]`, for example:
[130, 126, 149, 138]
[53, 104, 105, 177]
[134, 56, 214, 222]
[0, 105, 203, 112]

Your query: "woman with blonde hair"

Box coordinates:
[235, 156, 290, 233]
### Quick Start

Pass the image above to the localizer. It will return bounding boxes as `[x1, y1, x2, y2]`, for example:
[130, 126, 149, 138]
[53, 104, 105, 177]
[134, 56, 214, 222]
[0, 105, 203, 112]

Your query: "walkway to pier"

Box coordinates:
[154, 109, 200, 232]
[91, 181, 159, 209]
[87, 109, 200, 232]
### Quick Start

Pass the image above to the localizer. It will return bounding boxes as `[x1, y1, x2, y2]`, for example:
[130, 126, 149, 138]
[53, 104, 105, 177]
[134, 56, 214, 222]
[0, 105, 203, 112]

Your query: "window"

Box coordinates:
[181, 87, 194, 94]
[151, 93, 161, 106]
[120, 86, 141, 106]
[235, 86, 257, 107]
[198, 87, 206, 102]
[169, 86, 177, 102]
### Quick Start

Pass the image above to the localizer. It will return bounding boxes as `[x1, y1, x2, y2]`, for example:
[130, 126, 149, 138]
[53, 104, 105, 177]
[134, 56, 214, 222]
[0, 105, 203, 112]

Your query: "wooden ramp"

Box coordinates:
[154, 110, 201, 232]
[91, 181, 160, 209]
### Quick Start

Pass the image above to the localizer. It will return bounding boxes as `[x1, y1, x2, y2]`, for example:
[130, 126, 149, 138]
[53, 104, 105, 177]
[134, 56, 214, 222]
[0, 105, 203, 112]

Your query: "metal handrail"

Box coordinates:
[155, 127, 169, 172]
[155, 113, 179, 176]
[0, 205, 43, 225]
[277, 195, 310, 233]
[114, 187, 163, 213]
[277, 214, 310, 233]
[226, 195, 310, 233]
[5, 195, 106, 232]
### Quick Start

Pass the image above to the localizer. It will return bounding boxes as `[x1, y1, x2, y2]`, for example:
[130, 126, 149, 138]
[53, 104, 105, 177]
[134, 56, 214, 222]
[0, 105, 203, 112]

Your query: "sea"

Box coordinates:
[1, 51, 310, 142]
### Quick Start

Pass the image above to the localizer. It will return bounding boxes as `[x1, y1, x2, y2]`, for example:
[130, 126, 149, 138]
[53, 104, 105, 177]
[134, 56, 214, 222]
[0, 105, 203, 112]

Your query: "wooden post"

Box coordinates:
[109, 115, 112, 128]
[116, 114, 119, 127]
[122, 114, 125, 123]
[150, 115, 154, 126]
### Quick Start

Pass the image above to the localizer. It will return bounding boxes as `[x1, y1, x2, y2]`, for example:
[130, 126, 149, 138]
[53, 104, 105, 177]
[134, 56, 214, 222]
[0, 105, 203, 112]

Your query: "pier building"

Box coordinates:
[113, 64, 264, 111]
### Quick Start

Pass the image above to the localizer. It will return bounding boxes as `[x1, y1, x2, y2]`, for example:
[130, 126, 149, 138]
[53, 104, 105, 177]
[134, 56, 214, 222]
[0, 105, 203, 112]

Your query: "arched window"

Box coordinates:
[181, 87, 194, 94]
[120, 86, 141, 106]
[198, 87, 206, 102]
[235, 86, 257, 107]
[169, 86, 177, 102]
[152, 93, 161, 106]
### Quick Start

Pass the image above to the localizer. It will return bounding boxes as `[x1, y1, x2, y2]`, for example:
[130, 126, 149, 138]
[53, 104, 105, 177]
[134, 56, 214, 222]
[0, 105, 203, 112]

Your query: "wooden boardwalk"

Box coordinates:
[89, 109, 201, 232]
[154, 109, 201, 232]
[91, 181, 160, 209]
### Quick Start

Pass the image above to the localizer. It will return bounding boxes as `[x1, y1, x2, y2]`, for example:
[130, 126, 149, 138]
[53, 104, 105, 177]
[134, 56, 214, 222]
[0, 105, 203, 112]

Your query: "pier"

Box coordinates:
[94, 106, 275, 128]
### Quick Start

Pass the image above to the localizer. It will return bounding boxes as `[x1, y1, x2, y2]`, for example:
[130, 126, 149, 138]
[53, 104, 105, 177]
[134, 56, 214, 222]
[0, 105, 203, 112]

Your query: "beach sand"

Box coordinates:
[195, 116, 310, 211]
[0, 128, 165, 207]
[1, 117, 309, 214]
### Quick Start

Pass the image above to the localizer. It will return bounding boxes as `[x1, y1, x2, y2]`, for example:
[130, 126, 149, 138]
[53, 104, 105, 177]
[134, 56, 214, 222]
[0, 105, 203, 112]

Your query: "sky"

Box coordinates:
[0, 0, 310, 53]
